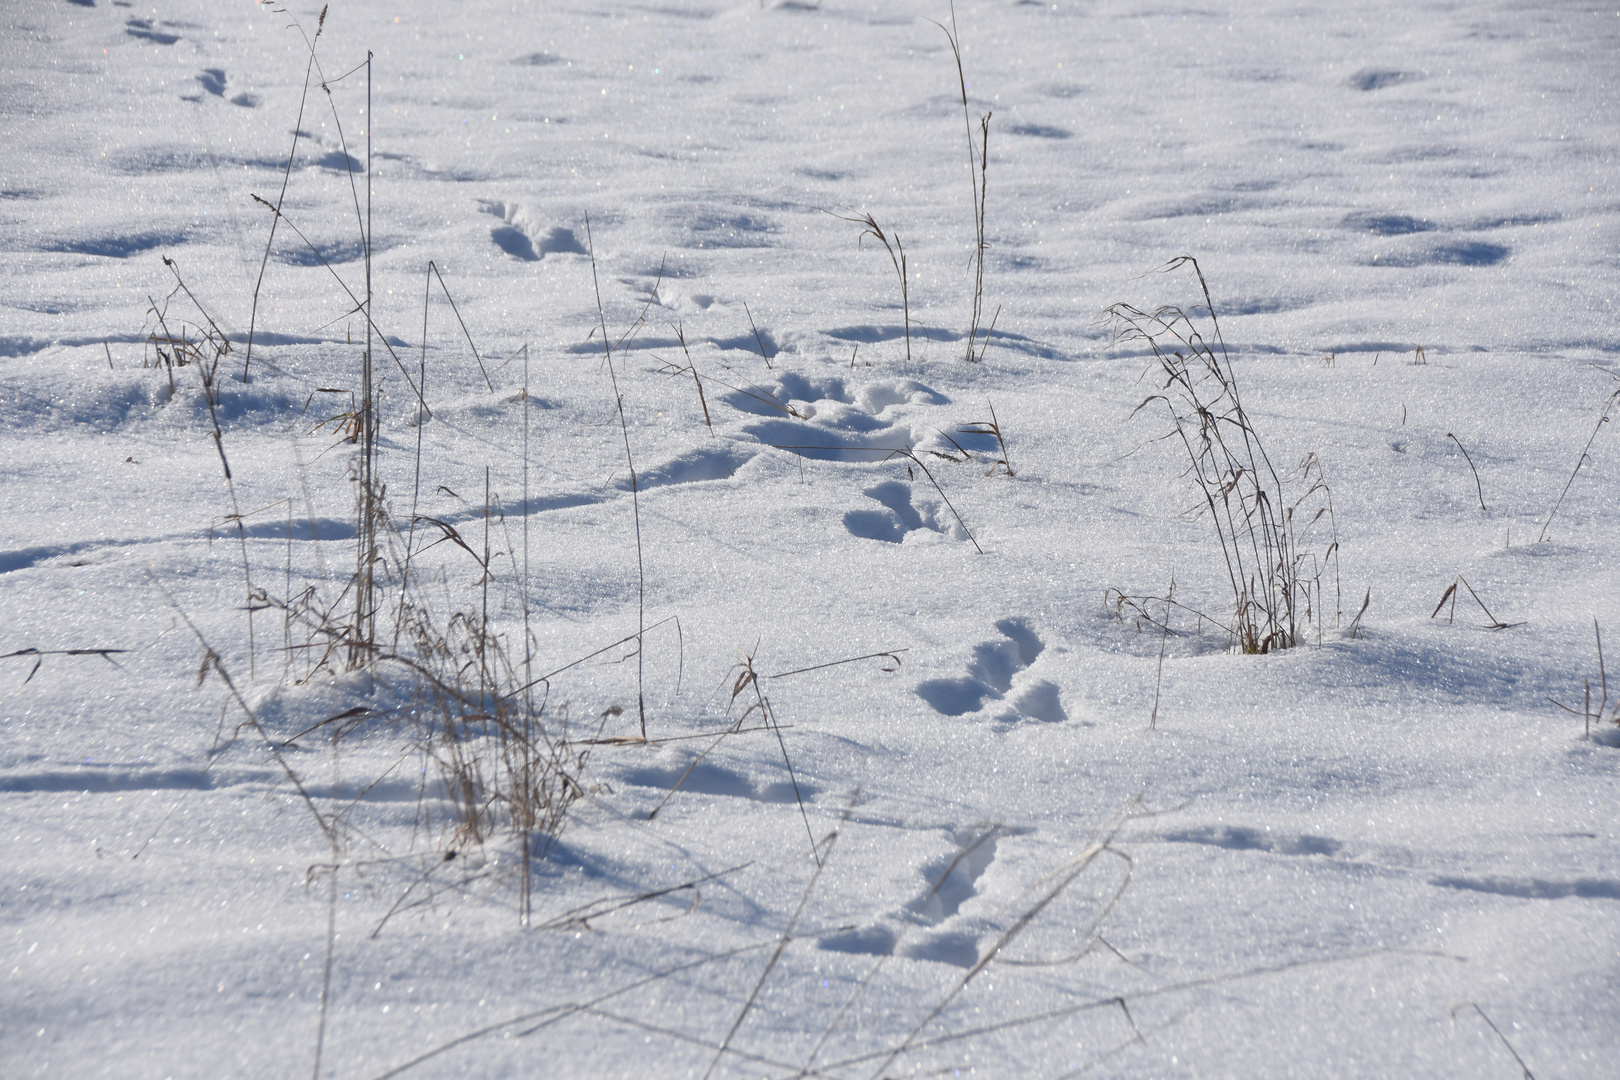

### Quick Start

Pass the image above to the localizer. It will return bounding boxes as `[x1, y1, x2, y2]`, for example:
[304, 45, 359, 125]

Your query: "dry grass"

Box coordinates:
[934, 1, 995, 363]
[959, 401, 1014, 477]
[1105, 256, 1339, 653]
[1392, 432, 1488, 514]
[1429, 574, 1520, 631]
[1538, 375, 1618, 543]
[742, 300, 776, 370]
[1549, 619, 1620, 740]
[146, 261, 261, 674]
[1450, 1002, 1538, 1079]
[2, 647, 127, 685]
[830, 210, 912, 368]
[658, 321, 715, 432]
[255, 510, 592, 851]
[136, 15, 608, 996]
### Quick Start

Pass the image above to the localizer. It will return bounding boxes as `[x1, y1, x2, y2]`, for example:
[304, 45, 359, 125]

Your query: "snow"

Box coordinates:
[3, 1, 1617, 1077]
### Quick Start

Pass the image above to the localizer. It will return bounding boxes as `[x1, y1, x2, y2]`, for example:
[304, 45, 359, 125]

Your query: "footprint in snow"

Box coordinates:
[481, 200, 587, 261]
[916, 618, 1067, 723]
[1161, 824, 1341, 857]
[731, 374, 947, 462]
[844, 480, 960, 544]
[126, 18, 181, 45]
[820, 825, 1026, 968]
[618, 445, 754, 492]
[189, 68, 259, 108]
[676, 206, 777, 250]
[617, 758, 813, 805]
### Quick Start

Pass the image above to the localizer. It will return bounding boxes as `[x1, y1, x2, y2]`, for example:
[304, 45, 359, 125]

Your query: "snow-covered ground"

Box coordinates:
[3, 1, 1618, 1076]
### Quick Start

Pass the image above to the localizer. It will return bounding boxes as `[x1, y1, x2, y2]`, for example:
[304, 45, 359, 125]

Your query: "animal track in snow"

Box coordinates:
[819, 825, 1023, 968]
[721, 372, 855, 419]
[676, 206, 778, 250]
[191, 69, 258, 107]
[42, 232, 187, 259]
[844, 481, 951, 544]
[273, 236, 368, 266]
[1365, 239, 1509, 268]
[618, 759, 813, 805]
[1, 767, 239, 793]
[396, 444, 749, 536]
[906, 828, 1001, 925]
[126, 18, 181, 45]
[645, 280, 718, 315]
[1007, 123, 1073, 139]
[1341, 211, 1513, 268]
[733, 375, 947, 462]
[1430, 875, 1620, 901]
[1161, 824, 1341, 857]
[916, 619, 1067, 723]
[480, 201, 587, 261]
[619, 445, 754, 492]
[1345, 68, 1425, 91]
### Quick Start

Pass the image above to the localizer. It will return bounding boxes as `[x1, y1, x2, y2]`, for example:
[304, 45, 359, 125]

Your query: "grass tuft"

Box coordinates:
[1105, 256, 1339, 653]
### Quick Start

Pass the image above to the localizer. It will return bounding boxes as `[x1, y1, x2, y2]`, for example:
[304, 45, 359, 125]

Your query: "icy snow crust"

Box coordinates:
[3, 1, 1618, 1077]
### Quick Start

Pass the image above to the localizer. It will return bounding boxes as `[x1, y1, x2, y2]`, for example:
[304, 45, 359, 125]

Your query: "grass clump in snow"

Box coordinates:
[153, 4, 605, 925]
[1105, 256, 1340, 654]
